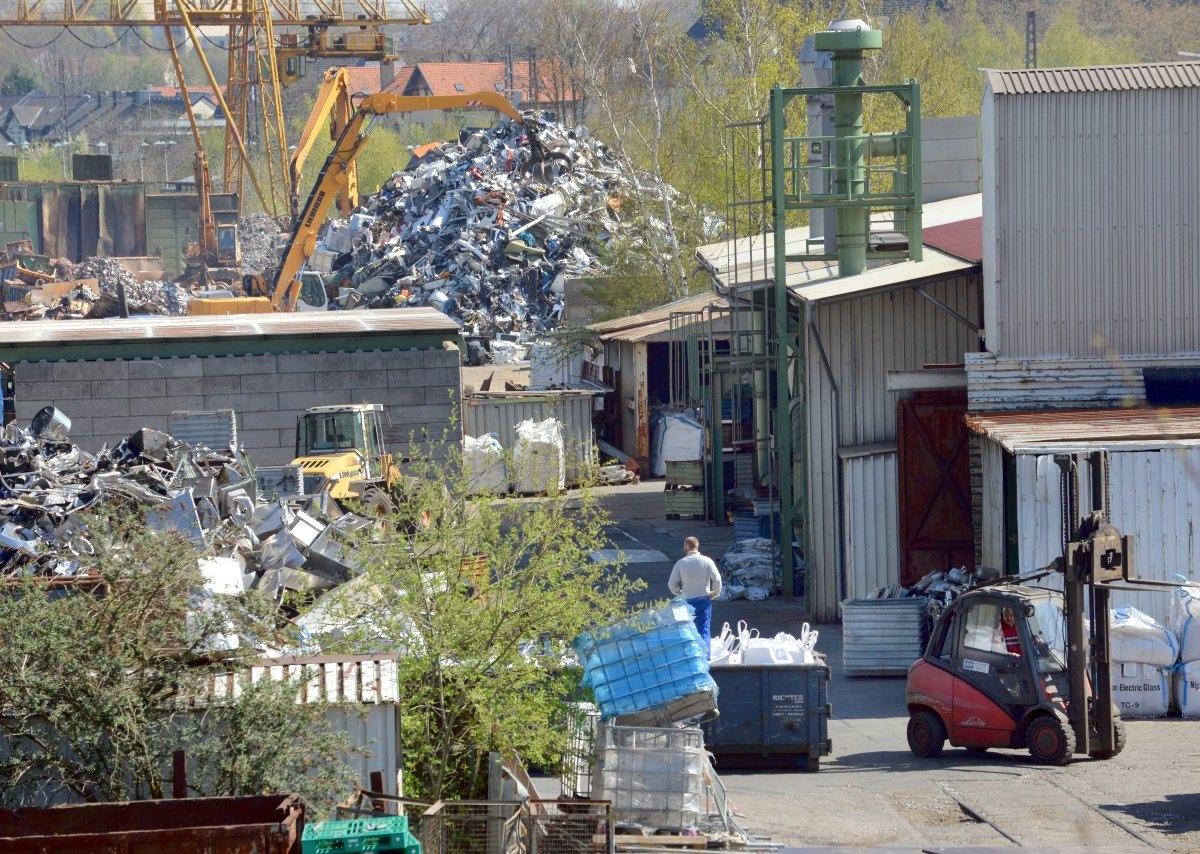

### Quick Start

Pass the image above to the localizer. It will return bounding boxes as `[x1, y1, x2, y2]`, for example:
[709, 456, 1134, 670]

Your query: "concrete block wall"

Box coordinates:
[12, 346, 462, 466]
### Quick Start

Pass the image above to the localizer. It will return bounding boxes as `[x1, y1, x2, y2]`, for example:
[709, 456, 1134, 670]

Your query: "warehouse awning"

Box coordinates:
[965, 406, 1200, 453]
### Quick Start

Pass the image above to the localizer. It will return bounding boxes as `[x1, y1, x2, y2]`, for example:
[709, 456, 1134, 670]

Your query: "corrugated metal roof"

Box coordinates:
[0, 308, 459, 345]
[922, 217, 982, 263]
[965, 406, 1200, 452]
[589, 291, 728, 341]
[695, 193, 983, 291]
[987, 61, 1200, 95]
[791, 248, 975, 304]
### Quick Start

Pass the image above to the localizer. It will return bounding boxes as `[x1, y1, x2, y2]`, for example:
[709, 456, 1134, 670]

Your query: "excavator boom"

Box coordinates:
[269, 87, 528, 312]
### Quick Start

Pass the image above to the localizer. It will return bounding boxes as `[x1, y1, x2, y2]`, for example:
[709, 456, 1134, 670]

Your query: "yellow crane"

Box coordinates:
[6, 1, 432, 218]
[288, 67, 360, 222]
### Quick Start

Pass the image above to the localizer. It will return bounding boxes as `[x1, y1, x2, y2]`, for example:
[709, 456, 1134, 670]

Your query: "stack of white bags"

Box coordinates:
[1170, 583, 1200, 717]
[1109, 606, 1177, 718]
[709, 620, 820, 667]
[463, 433, 508, 495]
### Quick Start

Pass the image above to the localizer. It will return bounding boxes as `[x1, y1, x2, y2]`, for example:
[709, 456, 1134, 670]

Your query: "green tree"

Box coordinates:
[314, 433, 640, 800]
[0, 66, 37, 95]
[0, 509, 356, 809]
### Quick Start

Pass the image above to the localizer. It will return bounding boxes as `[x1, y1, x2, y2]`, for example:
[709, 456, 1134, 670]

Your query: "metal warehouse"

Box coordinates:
[0, 309, 463, 466]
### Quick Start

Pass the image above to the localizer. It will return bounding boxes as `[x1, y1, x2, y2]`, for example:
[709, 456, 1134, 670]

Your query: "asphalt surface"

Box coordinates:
[588, 481, 1200, 853]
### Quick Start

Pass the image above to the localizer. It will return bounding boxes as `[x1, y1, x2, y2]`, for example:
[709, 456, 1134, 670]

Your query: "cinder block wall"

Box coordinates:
[12, 346, 461, 466]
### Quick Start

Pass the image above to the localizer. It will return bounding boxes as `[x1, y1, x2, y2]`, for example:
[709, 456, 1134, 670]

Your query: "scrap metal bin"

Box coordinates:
[702, 658, 832, 770]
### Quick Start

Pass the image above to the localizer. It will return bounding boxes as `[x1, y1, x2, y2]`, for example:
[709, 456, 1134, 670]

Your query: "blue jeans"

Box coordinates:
[687, 596, 713, 660]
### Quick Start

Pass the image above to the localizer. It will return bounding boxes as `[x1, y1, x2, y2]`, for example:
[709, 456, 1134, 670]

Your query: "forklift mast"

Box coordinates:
[1052, 451, 1135, 756]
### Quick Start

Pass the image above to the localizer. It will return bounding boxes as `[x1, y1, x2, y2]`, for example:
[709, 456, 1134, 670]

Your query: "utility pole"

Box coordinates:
[1026, 11, 1038, 69]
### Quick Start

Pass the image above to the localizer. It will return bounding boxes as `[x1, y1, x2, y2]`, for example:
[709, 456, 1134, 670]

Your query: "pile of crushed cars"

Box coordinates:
[305, 114, 654, 344]
[0, 406, 370, 624]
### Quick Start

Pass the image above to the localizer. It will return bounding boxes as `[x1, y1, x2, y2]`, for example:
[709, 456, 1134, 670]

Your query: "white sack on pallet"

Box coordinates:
[709, 620, 819, 666]
[1170, 581, 1200, 662]
[650, 412, 703, 477]
[463, 434, 508, 495]
[1110, 605, 1179, 667]
[512, 418, 565, 494]
[1173, 661, 1200, 717]
[1110, 661, 1170, 718]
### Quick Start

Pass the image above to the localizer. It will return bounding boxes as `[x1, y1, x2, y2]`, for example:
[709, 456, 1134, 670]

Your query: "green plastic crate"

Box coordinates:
[302, 816, 421, 854]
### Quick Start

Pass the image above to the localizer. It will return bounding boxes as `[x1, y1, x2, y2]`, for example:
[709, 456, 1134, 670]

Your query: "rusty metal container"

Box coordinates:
[0, 794, 305, 853]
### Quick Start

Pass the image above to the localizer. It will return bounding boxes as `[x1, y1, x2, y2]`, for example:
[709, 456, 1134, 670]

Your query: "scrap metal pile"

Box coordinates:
[862, 566, 1000, 618]
[307, 115, 646, 339]
[2, 245, 190, 320]
[0, 407, 367, 612]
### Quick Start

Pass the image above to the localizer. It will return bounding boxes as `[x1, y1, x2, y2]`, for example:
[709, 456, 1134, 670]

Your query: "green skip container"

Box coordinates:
[703, 658, 832, 771]
[302, 816, 421, 854]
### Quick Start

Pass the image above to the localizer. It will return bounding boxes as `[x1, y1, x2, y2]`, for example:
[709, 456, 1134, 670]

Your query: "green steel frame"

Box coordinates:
[762, 43, 922, 599]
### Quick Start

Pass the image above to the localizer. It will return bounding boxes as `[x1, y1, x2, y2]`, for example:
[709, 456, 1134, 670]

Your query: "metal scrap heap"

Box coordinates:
[0, 407, 364, 610]
[311, 115, 637, 337]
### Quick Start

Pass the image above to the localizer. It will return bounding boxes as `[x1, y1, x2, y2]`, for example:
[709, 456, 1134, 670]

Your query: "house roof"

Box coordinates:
[344, 65, 383, 94]
[986, 61, 1200, 96]
[384, 61, 571, 104]
[965, 406, 1200, 453]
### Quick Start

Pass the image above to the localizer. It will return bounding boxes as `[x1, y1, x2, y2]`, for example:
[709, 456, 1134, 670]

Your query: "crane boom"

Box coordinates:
[289, 68, 359, 221]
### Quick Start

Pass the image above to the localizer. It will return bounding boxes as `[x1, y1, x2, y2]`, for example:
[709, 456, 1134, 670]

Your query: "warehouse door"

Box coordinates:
[897, 390, 974, 585]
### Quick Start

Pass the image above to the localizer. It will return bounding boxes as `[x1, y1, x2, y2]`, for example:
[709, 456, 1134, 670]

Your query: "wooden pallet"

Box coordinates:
[665, 512, 706, 521]
[604, 834, 710, 851]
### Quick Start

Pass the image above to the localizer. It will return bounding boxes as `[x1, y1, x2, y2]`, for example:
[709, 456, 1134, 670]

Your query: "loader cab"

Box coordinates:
[294, 271, 328, 311]
[295, 404, 387, 480]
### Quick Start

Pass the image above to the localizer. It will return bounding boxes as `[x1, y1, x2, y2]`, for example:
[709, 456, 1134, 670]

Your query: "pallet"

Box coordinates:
[604, 834, 710, 850]
[665, 513, 705, 521]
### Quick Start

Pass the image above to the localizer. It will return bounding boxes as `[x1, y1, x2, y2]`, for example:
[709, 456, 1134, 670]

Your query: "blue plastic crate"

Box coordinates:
[302, 817, 421, 854]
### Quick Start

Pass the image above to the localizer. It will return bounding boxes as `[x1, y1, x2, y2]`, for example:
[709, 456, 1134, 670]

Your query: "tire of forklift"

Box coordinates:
[1089, 716, 1127, 760]
[907, 710, 946, 758]
[1026, 715, 1076, 765]
[362, 487, 395, 518]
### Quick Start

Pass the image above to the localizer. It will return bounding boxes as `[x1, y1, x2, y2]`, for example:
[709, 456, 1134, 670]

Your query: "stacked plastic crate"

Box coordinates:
[302, 816, 421, 854]
[572, 600, 717, 830]
[664, 460, 706, 520]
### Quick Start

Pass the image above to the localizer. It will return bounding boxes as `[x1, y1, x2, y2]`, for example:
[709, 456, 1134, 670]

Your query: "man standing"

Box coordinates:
[668, 537, 723, 659]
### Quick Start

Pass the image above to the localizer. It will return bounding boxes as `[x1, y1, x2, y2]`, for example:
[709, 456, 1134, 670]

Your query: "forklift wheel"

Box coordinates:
[907, 711, 946, 758]
[1089, 716, 1127, 760]
[1026, 715, 1076, 765]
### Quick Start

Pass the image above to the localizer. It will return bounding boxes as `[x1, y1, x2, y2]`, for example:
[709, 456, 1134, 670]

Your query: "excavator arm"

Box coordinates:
[270, 89, 529, 312]
[289, 68, 360, 222]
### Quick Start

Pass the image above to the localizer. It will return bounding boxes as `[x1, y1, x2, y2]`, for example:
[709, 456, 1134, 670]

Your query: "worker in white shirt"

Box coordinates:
[667, 536, 723, 659]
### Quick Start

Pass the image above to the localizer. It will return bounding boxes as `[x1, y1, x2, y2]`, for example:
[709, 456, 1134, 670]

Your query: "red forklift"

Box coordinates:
[904, 451, 1178, 765]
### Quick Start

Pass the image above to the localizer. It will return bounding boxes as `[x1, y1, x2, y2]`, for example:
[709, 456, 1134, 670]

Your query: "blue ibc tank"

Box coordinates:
[574, 599, 717, 718]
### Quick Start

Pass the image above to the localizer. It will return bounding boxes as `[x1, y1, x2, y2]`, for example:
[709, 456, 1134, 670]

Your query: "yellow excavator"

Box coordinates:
[187, 83, 530, 316]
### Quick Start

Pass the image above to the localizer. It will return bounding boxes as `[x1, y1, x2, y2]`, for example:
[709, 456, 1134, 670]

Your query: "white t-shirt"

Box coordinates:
[668, 552, 723, 600]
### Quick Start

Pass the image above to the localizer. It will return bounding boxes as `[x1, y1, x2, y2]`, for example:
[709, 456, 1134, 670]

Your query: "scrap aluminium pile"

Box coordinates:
[0, 407, 369, 622]
[308, 114, 660, 341]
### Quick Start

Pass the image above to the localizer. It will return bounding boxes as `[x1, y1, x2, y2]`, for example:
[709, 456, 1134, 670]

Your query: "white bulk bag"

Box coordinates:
[650, 412, 704, 476]
[1110, 661, 1170, 718]
[463, 434, 508, 495]
[1174, 660, 1200, 718]
[512, 418, 565, 494]
[1171, 581, 1200, 662]
[1110, 605, 1179, 667]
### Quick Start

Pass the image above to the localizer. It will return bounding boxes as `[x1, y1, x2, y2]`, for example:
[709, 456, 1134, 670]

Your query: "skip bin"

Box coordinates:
[703, 658, 832, 770]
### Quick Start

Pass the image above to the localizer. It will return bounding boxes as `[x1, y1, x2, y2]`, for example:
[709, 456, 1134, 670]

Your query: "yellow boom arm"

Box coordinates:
[272, 89, 525, 312]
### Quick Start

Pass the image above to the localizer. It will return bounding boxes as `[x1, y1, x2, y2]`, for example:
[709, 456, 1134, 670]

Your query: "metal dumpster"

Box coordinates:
[703, 658, 832, 770]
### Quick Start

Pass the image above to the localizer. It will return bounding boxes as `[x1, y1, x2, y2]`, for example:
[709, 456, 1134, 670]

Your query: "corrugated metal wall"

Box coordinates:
[979, 438, 1006, 569]
[1013, 447, 1200, 628]
[841, 448, 899, 600]
[463, 392, 597, 484]
[0, 199, 38, 251]
[986, 86, 1200, 359]
[804, 272, 982, 621]
[0, 183, 147, 260]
